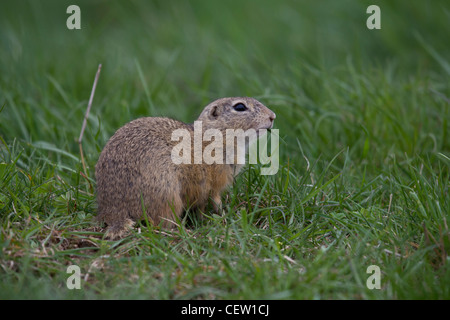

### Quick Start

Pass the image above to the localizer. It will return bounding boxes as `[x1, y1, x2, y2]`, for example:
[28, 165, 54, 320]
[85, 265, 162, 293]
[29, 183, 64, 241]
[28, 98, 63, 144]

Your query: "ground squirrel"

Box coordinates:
[95, 97, 276, 238]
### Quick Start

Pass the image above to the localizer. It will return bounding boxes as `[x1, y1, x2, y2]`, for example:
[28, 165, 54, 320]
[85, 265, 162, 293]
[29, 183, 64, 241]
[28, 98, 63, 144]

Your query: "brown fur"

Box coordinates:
[95, 97, 276, 238]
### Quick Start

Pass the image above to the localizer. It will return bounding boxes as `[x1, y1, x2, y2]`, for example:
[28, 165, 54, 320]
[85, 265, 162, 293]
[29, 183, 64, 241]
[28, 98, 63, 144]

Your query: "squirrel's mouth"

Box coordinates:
[256, 123, 274, 136]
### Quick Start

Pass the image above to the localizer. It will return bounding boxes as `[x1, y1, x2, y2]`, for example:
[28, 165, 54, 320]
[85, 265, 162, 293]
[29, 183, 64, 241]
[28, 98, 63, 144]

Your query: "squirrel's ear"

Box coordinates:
[209, 105, 220, 119]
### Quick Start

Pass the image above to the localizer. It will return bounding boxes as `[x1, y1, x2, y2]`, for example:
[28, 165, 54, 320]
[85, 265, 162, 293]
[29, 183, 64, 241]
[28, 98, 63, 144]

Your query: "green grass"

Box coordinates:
[0, 0, 449, 299]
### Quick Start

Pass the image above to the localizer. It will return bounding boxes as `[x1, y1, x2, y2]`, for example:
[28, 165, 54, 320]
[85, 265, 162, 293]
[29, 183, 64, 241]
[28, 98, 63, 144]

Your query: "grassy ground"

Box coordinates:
[0, 0, 449, 299]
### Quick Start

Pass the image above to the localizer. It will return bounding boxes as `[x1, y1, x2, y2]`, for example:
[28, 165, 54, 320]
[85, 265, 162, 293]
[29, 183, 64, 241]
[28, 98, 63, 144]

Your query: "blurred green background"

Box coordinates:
[1, 0, 448, 172]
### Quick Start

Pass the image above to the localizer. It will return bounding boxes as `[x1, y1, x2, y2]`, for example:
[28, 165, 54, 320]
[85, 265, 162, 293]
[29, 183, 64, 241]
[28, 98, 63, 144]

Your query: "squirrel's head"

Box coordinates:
[197, 97, 276, 134]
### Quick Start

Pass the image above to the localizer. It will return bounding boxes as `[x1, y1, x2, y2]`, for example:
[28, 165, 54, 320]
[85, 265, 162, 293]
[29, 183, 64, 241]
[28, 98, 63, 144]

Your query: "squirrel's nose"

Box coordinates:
[269, 112, 276, 122]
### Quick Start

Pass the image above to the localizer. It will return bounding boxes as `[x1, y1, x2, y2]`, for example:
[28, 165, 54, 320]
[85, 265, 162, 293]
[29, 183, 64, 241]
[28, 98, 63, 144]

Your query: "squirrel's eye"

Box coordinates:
[233, 103, 247, 112]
